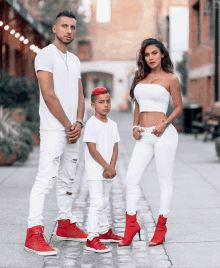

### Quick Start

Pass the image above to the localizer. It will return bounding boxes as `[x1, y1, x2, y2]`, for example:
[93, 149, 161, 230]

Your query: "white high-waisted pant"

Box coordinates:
[87, 180, 113, 240]
[28, 131, 79, 228]
[126, 124, 178, 217]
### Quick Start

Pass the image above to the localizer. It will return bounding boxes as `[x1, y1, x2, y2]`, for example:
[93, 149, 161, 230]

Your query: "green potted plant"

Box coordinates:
[0, 106, 34, 165]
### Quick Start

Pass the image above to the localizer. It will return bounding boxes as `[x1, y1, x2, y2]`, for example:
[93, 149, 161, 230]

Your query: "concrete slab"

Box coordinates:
[0, 243, 44, 268]
[166, 222, 220, 243]
[165, 242, 220, 268]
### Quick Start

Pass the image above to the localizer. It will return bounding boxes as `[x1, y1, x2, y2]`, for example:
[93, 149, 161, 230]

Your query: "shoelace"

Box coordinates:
[71, 223, 85, 234]
[32, 229, 49, 249]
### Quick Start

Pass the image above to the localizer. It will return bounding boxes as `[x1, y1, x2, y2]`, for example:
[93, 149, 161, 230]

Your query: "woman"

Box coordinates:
[118, 38, 182, 247]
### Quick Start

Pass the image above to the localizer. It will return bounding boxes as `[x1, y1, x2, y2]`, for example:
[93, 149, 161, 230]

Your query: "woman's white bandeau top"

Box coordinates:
[134, 84, 170, 114]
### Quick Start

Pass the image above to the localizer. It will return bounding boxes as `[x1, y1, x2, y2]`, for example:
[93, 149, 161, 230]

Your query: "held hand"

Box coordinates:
[66, 123, 82, 144]
[103, 170, 110, 179]
[105, 165, 116, 179]
[151, 122, 166, 137]
[133, 127, 144, 140]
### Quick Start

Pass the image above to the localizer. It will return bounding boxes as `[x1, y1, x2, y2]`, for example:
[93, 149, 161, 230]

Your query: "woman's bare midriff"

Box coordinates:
[139, 112, 167, 127]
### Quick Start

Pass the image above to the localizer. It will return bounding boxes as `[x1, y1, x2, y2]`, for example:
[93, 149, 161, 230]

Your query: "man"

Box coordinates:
[24, 11, 88, 256]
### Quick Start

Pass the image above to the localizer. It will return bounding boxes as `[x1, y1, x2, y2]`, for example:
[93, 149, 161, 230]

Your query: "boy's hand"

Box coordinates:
[105, 165, 116, 179]
[103, 170, 110, 179]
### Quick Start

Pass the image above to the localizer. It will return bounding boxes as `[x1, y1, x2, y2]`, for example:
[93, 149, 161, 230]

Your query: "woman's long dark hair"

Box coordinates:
[130, 38, 174, 99]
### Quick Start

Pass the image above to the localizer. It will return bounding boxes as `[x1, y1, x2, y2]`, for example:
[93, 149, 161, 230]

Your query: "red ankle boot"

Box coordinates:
[149, 215, 167, 246]
[118, 213, 141, 247]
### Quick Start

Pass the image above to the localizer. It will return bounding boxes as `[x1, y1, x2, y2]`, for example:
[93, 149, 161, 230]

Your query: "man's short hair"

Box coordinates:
[56, 11, 76, 23]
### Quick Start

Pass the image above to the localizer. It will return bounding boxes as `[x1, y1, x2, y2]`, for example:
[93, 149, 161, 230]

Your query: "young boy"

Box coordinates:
[83, 87, 123, 253]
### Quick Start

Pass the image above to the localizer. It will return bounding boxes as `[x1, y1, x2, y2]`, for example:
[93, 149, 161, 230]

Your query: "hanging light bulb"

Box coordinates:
[0, 21, 3, 27]
[15, 33, 20, 38]
[30, 45, 35, 50]
[4, 25, 9, 30]
[10, 29, 15, 35]
[23, 39, 29, 44]
[19, 36, 24, 41]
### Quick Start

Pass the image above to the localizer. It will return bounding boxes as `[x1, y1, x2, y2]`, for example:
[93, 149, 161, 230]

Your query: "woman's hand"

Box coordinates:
[133, 127, 144, 140]
[151, 122, 166, 137]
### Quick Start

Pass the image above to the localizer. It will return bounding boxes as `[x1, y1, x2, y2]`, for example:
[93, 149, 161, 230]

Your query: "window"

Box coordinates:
[78, 41, 91, 61]
[96, 0, 111, 23]
[193, 2, 200, 46]
[209, 0, 214, 39]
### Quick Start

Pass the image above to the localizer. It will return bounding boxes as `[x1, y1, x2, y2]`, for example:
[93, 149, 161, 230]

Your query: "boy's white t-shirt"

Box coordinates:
[35, 44, 81, 131]
[83, 116, 120, 180]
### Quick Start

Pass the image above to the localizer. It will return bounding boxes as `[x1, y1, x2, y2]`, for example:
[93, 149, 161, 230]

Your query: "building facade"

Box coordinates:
[0, 0, 51, 81]
[188, 0, 218, 111]
[76, 0, 189, 109]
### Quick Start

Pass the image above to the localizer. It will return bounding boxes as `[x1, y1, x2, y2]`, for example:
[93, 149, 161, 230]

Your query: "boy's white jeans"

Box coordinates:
[126, 124, 178, 217]
[28, 131, 79, 228]
[87, 180, 113, 240]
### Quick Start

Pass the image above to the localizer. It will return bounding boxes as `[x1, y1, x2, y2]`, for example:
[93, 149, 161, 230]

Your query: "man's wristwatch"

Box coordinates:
[76, 120, 84, 128]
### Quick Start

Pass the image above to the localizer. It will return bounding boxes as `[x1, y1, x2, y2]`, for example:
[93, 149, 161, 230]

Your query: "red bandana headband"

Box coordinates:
[92, 87, 107, 95]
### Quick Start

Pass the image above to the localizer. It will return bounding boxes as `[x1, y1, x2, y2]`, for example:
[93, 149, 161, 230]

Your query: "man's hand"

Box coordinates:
[66, 123, 82, 144]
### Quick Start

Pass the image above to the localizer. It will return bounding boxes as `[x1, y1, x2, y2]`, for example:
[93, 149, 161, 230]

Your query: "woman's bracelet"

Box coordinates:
[132, 125, 139, 130]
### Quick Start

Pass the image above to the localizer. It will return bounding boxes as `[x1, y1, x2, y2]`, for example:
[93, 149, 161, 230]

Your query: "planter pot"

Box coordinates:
[33, 129, 40, 146]
[173, 123, 184, 133]
[3, 108, 26, 122]
[0, 148, 17, 166]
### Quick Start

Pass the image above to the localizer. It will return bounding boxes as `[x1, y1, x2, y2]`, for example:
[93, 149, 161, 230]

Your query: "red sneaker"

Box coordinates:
[86, 237, 110, 253]
[56, 219, 88, 242]
[99, 228, 123, 243]
[24, 226, 57, 256]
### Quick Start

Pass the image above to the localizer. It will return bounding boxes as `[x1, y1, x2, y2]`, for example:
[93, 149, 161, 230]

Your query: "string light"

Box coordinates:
[19, 36, 24, 41]
[4, 25, 9, 30]
[0, 21, 3, 27]
[30, 45, 41, 53]
[15, 33, 20, 38]
[10, 29, 15, 35]
[23, 39, 29, 44]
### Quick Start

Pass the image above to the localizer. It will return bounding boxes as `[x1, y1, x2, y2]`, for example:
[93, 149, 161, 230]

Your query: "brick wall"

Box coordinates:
[188, 0, 219, 110]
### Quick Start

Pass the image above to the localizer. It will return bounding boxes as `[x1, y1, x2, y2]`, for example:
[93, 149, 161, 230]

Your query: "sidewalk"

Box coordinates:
[0, 111, 220, 268]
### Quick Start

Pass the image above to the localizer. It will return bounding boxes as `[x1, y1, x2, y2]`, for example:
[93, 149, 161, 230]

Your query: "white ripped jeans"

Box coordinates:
[126, 124, 178, 217]
[87, 180, 113, 240]
[28, 131, 79, 228]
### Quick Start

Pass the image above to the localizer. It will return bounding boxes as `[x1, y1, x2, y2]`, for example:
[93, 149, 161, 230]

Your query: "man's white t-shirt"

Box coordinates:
[35, 44, 81, 131]
[83, 116, 120, 180]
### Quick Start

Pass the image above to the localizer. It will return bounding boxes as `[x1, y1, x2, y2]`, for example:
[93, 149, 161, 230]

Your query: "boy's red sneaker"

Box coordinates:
[24, 225, 57, 256]
[99, 228, 123, 242]
[86, 237, 111, 253]
[56, 219, 88, 241]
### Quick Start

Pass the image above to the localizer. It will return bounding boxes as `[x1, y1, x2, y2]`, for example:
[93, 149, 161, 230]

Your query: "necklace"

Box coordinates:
[53, 43, 69, 71]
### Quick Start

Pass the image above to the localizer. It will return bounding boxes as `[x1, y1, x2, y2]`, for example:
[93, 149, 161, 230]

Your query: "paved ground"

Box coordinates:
[0, 110, 220, 268]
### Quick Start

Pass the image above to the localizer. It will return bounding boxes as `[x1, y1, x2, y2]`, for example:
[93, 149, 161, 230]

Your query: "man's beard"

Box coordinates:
[56, 34, 74, 45]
